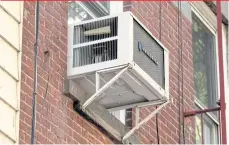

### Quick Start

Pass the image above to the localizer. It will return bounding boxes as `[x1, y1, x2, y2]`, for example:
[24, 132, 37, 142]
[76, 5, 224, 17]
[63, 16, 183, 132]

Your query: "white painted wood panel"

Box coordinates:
[0, 1, 21, 22]
[0, 38, 19, 80]
[0, 2, 23, 143]
[0, 69, 18, 109]
[0, 8, 20, 50]
[0, 100, 17, 141]
[0, 132, 14, 144]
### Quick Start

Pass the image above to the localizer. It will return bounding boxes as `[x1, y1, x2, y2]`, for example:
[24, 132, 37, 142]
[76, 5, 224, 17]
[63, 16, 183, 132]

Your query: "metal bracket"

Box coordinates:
[184, 107, 220, 117]
[122, 101, 169, 141]
[135, 107, 139, 126]
[82, 65, 129, 110]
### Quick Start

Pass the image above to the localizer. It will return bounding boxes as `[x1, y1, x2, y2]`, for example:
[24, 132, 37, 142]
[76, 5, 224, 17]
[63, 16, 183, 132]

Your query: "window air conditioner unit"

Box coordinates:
[67, 12, 169, 111]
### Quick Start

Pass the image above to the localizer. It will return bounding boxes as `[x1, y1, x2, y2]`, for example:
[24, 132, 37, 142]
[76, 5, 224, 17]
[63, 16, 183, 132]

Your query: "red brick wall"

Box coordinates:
[20, 1, 196, 144]
[123, 1, 196, 144]
[20, 2, 113, 144]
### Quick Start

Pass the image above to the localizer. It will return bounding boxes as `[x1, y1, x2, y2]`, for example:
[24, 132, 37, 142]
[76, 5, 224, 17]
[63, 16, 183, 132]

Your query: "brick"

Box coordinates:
[73, 131, 88, 144]
[123, 2, 195, 144]
[20, 1, 195, 144]
[54, 3, 66, 18]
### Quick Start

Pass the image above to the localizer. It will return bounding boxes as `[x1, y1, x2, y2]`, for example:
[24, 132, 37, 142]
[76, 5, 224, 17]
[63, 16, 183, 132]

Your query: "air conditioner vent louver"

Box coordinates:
[73, 17, 118, 45]
[73, 40, 117, 67]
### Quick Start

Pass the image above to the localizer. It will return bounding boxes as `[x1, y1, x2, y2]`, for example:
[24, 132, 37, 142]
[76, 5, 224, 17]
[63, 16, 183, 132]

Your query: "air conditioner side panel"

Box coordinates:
[133, 20, 165, 89]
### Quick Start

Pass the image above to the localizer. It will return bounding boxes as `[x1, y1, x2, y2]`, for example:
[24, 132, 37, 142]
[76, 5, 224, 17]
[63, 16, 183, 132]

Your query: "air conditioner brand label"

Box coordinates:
[138, 42, 159, 65]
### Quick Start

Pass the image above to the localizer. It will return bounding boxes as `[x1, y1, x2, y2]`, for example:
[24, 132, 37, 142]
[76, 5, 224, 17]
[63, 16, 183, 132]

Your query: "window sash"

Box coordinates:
[195, 114, 219, 144]
[191, 3, 220, 144]
[195, 101, 219, 124]
[191, 4, 219, 111]
[82, 2, 109, 17]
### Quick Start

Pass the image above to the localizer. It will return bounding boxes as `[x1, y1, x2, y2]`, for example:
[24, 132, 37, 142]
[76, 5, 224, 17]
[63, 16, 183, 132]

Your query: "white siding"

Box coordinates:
[0, 132, 14, 144]
[0, 8, 20, 50]
[0, 1, 21, 22]
[0, 100, 17, 140]
[0, 69, 18, 109]
[0, 38, 19, 80]
[0, 2, 23, 144]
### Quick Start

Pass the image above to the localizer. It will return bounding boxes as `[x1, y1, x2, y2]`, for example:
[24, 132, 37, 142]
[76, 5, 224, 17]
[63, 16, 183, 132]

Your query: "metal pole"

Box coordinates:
[184, 107, 220, 117]
[31, 1, 39, 144]
[216, 1, 227, 144]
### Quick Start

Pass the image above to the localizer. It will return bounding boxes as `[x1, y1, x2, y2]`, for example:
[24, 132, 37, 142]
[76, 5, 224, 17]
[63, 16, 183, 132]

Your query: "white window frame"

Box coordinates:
[191, 2, 220, 121]
[190, 2, 227, 144]
[190, 3, 220, 106]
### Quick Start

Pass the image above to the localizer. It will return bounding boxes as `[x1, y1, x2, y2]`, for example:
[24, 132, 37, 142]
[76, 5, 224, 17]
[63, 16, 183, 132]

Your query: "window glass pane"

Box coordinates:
[195, 116, 202, 144]
[195, 114, 218, 144]
[204, 123, 211, 144]
[81, 2, 110, 17]
[204, 115, 219, 144]
[98, 1, 110, 11]
[192, 12, 218, 109]
[68, 2, 93, 24]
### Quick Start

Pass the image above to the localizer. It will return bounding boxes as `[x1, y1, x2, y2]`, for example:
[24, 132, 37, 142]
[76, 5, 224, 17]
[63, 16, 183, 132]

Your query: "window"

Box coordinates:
[195, 108, 219, 144]
[68, 2, 94, 24]
[68, 1, 125, 124]
[192, 12, 218, 109]
[195, 114, 219, 144]
[68, 2, 111, 24]
[191, 3, 220, 144]
[98, 1, 110, 10]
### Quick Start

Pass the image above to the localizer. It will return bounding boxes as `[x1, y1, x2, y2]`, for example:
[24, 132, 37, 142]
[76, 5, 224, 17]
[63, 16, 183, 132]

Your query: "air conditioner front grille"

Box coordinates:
[73, 17, 118, 45]
[73, 40, 117, 67]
